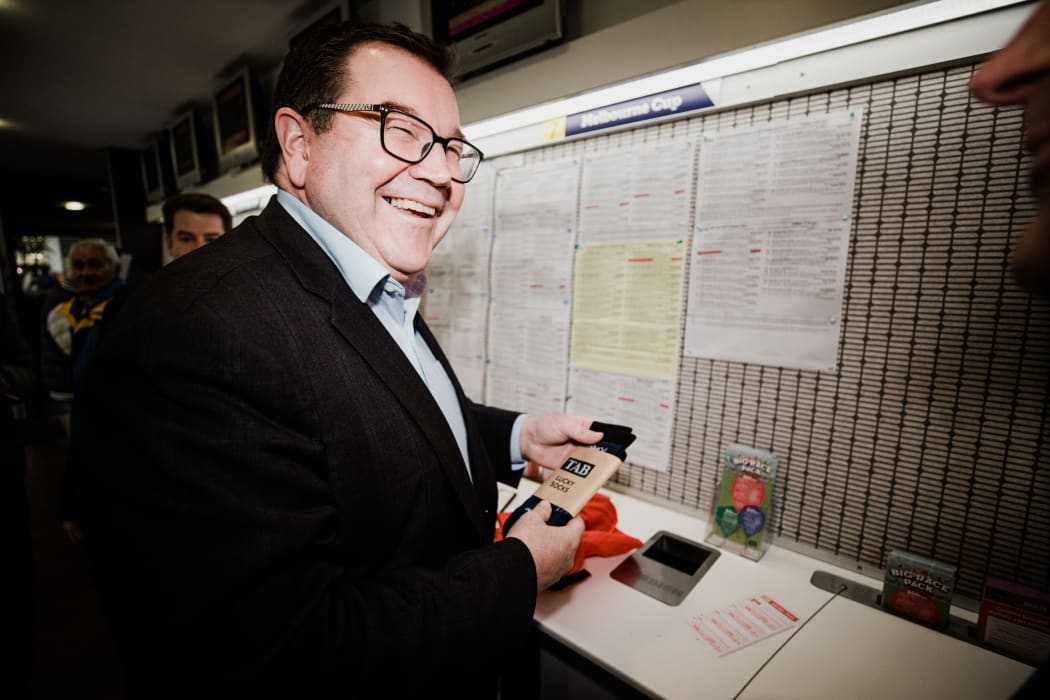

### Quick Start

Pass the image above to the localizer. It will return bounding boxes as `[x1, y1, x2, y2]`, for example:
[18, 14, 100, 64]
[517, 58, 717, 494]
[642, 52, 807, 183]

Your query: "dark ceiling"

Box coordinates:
[0, 0, 334, 242]
[0, 0, 761, 248]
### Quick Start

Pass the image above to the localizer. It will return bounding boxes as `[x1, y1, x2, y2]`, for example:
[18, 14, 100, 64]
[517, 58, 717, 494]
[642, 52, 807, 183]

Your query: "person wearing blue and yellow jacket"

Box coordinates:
[41, 239, 124, 397]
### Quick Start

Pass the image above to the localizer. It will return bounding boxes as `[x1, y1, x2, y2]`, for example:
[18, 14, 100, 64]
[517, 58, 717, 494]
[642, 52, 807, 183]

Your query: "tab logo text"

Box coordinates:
[561, 458, 595, 478]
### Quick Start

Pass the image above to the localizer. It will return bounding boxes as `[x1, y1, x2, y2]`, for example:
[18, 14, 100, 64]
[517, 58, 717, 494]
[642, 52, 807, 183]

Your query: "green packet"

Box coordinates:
[706, 443, 778, 561]
[881, 549, 957, 630]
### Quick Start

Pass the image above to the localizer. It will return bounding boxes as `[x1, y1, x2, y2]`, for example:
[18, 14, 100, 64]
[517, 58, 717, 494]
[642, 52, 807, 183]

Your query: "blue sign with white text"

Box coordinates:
[564, 83, 714, 137]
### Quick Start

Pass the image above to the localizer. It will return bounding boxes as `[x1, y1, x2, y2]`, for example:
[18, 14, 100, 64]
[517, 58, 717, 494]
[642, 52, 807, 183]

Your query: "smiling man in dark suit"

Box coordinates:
[75, 22, 598, 697]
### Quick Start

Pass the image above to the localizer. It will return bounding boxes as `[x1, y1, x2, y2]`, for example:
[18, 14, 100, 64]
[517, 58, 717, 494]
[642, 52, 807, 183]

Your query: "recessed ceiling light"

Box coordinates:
[61, 201, 88, 211]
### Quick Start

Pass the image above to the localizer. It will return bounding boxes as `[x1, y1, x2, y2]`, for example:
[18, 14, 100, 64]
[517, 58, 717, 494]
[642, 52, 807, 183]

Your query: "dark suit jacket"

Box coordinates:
[75, 199, 536, 697]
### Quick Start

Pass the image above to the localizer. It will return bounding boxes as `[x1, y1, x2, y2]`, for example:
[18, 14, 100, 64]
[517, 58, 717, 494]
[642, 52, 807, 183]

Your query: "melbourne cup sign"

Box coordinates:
[564, 83, 714, 137]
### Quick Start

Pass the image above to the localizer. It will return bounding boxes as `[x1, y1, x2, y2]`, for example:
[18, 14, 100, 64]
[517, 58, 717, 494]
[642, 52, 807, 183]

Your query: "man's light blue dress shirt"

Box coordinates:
[276, 190, 523, 479]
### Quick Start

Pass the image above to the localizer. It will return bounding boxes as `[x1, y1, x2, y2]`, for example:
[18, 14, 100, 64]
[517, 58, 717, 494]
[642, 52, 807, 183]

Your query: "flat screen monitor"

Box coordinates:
[169, 110, 202, 189]
[434, 0, 563, 80]
[140, 140, 164, 203]
[211, 67, 260, 174]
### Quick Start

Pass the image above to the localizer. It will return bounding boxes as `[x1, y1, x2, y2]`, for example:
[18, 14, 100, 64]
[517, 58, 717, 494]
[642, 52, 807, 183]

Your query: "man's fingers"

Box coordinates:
[530, 499, 553, 522]
[566, 514, 585, 537]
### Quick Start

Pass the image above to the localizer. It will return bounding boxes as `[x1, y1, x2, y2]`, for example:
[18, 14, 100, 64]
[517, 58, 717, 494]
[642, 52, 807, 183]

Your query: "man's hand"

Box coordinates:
[506, 500, 585, 591]
[520, 414, 601, 471]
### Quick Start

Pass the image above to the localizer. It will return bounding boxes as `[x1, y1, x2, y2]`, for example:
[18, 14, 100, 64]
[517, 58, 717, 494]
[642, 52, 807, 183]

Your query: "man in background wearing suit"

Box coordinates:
[75, 21, 599, 697]
[161, 192, 232, 261]
[60, 193, 233, 544]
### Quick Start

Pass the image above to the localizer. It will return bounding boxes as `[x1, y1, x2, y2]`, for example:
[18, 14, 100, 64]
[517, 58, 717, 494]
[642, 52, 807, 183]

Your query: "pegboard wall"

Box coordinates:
[485, 62, 1049, 601]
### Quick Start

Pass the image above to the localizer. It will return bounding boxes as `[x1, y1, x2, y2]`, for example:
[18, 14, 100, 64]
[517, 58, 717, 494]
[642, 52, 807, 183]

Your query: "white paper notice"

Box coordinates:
[684, 110, 863, 371]
[424, 163, 496, 400]
[689, 594, 799, 657]
[578, 142, 695, 243]
[567, 367, 676, 471]
[567, 143, 695, 471]
[486, 160, 581, 414]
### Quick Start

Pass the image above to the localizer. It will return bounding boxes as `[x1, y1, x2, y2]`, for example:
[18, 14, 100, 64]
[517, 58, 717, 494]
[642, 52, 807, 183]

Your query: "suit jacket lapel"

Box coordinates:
[252, 199, 487, 537]
[416, 318, 497, 531]
[329, 301, 488, 537]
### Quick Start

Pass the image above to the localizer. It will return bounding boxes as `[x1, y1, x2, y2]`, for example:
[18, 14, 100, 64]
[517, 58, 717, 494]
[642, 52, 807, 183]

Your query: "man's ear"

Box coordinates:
[274, 107, 310, 189]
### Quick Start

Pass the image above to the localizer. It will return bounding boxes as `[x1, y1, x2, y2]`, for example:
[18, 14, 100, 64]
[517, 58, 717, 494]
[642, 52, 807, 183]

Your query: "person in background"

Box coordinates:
[40, 239, 123, 397]
[96, 193, 232, 331]
[162, 192, 232, 261]
[970, 3, 1050, 697]
[59, 193, 232, 543]
[45, 240, 122, 544]
[74, 22, 595, 696]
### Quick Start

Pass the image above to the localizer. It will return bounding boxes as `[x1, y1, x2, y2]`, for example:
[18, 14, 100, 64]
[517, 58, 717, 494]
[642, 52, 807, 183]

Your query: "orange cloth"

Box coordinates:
[495, 493, 642, 575]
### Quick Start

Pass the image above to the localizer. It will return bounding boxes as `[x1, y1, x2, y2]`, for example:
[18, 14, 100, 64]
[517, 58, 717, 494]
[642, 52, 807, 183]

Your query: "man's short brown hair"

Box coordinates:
[162, 193, 233, 236]
[259, 22, 456, 183]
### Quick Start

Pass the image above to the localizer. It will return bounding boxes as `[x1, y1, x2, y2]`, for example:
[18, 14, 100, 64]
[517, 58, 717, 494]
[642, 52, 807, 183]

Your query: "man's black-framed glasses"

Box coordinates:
[306, 103, 484, 183]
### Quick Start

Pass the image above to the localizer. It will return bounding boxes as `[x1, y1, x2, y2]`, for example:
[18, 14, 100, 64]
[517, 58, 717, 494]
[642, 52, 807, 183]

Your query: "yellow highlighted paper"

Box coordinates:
[570, 240, 686, 379]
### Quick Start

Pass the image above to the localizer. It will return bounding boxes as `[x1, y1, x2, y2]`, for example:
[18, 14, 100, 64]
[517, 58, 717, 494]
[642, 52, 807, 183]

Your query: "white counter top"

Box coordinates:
[510, 482, 1034, 699]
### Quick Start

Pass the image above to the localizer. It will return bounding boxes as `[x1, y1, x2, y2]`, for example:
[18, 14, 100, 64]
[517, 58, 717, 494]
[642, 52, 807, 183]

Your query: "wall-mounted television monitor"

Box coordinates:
[433, 0, 564, 81]
[168, 109, 214, 190]
[211, 67, 262, 174]
[140, 139, 165, 204]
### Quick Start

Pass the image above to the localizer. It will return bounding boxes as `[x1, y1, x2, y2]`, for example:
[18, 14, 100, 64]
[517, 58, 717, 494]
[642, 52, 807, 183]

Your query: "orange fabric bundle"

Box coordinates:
[495, 493, 642, 575]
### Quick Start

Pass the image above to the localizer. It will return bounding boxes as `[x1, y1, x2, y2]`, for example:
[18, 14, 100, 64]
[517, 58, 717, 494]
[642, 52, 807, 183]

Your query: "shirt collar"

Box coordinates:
[277, 188, 408, 304]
